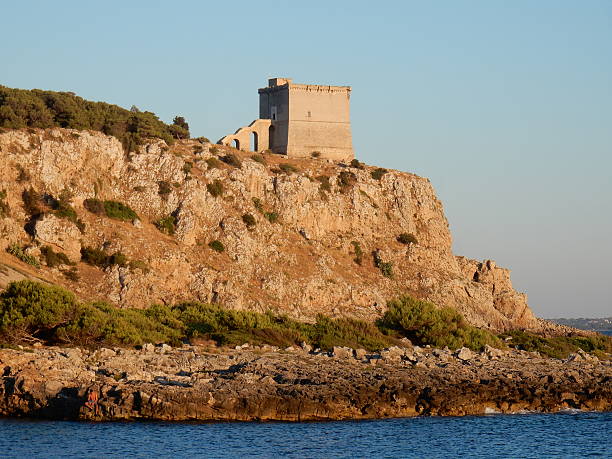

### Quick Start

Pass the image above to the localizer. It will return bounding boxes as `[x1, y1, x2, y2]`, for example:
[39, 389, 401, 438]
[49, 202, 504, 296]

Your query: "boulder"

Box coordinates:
[97, 348, 116, 359]
[381, 346, 405, 363]
[483, 344, 504, 359]
[331, 346, 353, 359]
[566, 349, 599, 364]
[353, 348, 367, 360]
[455, 347, 473, 361]
[156, 344, 172, 354]
[33, 214, 81, 262]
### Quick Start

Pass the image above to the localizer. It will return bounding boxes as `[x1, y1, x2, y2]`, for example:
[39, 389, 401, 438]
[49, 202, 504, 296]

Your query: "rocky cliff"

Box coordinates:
[0, 128, 538, 331]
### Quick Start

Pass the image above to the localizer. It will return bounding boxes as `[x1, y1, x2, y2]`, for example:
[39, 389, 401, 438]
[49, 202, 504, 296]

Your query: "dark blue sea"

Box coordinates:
[0, 412, 610, 458]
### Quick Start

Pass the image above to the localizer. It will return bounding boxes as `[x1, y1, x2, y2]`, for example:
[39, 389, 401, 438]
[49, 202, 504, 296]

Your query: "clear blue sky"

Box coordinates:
[2, 1, 610, 318]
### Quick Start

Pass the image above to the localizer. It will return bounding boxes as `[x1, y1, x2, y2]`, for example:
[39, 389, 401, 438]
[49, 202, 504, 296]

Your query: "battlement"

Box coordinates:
[267, 77, 292, 87]
[259, 78, 351, 95]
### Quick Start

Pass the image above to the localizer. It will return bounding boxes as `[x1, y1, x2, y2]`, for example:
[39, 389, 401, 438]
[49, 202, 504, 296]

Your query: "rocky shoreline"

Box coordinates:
[0, 343, 610, 422]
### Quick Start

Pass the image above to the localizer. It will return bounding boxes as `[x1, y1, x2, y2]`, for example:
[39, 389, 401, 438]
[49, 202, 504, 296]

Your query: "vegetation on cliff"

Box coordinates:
[1, 281, 609, 357]
[378, 296, 503, 350]
[0, 85, 189, 150]
[499, 330, 612, 360]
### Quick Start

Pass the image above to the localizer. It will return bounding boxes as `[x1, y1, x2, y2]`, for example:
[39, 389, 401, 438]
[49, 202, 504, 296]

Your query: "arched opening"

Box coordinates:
[232, 139, 240, 150]
[250, 131, 258, 152]
[268, 125, 275, 150]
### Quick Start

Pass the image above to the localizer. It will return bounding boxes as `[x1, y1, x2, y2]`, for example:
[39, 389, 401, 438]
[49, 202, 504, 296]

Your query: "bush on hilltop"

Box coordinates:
[0, 85, 191, 151]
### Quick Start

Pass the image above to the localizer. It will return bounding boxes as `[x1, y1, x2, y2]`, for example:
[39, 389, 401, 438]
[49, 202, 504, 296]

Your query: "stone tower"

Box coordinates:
[219, 78, 354, 161]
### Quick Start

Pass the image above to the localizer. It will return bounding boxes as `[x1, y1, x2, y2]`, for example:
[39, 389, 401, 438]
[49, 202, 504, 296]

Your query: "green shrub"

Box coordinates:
[499, 330, 612, 359]
[380, 262, 393, 277]
[0, 280, 77, 342]
[108, 252, 128, 267]
[6, 243, 39, 267]
[40, 246, 73, 267]
[242, 213, 256, 228]
[379, 296, 502, 351]
[103, 201, 138, 221]
[83, 198, 105, 215]
[158, 181, 172, 198]
[351, 241, 363, 265]
[50, 195, 76, 220]
[279, 163, 298, 174]
[0, 190, 9, 217]
[316, 175, 332, 193]
[49, 192, 85, 232]
[155, 215, 177, 235]
[173, 303, 398, 351]
[252, 197, 264, 213]
[205, 157, 222, 169]
[350, 159, 365, 170]
[207, 180, 224, 197]
[371, 168, 388, 180]
[221, 153, 242, 168]
[195, 136, 209, 144]
[372, 250, 393, 278]
[264, 212, 279, 223]
[81, 247, 128, 268]
[15, 164, 30, 182]
[208, 240, 225, 253]
[128, 260, 150, 273]
[182, 161, 193, 175]
[80, 246, 108, 267]
[397, 233, 418, 245]
[63, 302, 183, 346]
[338, 170, 357, 192]
[251, 154, 266, 165]
[62, 267, 80, 282]
[22, 187, 42, 217]
[307, 314, 395, 351]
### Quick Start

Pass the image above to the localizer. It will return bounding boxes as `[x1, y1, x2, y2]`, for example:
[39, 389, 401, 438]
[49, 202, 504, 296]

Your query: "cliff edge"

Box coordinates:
[0, 128, 539, 332]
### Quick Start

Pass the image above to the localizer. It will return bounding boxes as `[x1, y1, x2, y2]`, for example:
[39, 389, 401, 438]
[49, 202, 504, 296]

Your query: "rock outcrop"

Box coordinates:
[0, 128, 537, 331]
[0, 345, 609, 421]
[33, 214, 82, 262]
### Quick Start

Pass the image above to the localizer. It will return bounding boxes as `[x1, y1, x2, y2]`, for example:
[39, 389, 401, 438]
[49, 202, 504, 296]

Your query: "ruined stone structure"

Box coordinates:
[219, 78, 354, 161]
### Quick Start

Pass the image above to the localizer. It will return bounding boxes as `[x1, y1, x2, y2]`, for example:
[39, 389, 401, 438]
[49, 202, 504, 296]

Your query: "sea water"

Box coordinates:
[0, 411, 610, 458]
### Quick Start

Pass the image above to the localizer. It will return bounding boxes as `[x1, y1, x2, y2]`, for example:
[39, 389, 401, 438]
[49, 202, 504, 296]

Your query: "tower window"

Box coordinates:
[307, 111, 311, 118]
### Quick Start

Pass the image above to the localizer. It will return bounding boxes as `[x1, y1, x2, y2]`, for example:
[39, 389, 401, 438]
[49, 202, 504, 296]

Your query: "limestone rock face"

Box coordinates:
[33, 214, 82, 262]
[0, 128, 541, 331]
